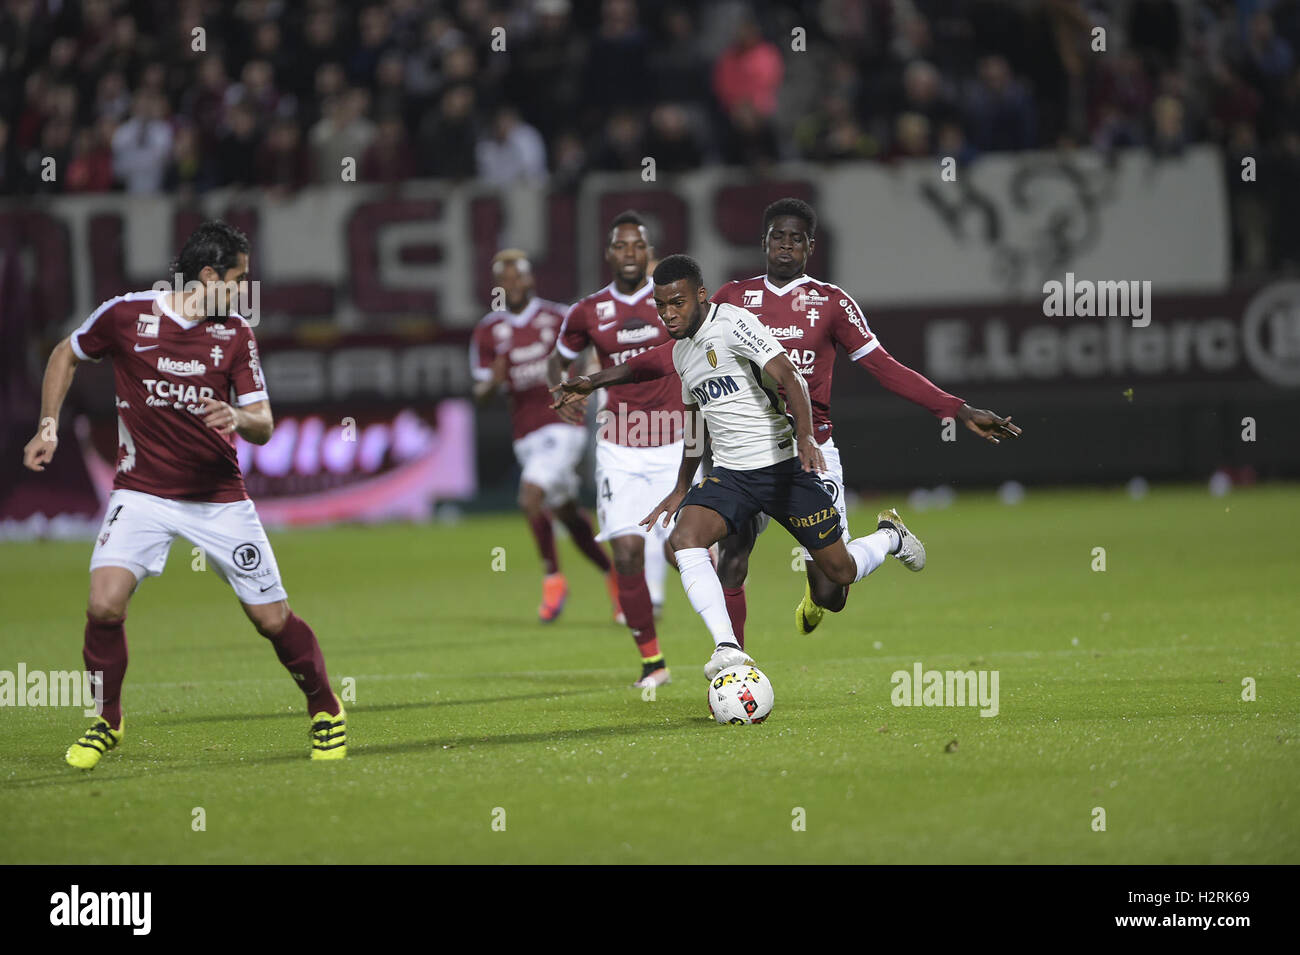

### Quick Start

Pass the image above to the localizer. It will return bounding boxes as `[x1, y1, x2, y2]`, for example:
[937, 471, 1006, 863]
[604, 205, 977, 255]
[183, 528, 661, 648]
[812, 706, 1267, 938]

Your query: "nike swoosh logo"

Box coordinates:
[259, 583, 277, 592]
[134, 344, 159, 352]
[597, 321, 618, 331]
[818, 527, 837, 539]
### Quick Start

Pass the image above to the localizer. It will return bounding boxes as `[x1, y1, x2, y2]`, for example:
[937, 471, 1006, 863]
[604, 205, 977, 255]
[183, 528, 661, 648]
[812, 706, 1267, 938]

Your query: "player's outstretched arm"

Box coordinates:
[23, 337, 81, 472]
[856, 346, 1022, 444]
[641, 409, 706, 529]
[764, 352, 826, 474]
[955, 404, 1022, 444]
[200, 397, 274, 445]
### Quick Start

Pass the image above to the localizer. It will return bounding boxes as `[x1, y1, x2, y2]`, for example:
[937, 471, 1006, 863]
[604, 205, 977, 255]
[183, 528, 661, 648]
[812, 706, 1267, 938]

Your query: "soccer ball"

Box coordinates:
[708, 665, 774, 724]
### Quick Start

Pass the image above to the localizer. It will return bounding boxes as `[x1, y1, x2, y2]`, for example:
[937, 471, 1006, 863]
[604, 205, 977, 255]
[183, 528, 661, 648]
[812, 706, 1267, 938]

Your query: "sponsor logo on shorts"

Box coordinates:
[232, 542, 262, 572]
[787, 506, 837, 530]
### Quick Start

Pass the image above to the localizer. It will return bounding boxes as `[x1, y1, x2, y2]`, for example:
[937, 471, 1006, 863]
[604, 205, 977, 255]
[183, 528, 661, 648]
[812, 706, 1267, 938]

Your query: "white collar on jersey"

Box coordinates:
[155, 290, 203, 329]
[604, 279, 654, 306]
[502, 297, 542, 327]
[762, 274, 815, 297]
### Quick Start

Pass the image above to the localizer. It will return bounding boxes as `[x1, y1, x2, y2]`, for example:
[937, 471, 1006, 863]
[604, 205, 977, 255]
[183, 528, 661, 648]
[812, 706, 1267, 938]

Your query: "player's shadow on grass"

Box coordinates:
[2, 713, 713, 790]
[148, 686, 612, 725]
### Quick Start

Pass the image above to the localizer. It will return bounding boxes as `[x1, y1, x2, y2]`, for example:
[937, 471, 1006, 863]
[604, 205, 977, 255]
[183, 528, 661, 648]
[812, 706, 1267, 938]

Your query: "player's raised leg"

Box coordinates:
[669, 504, 752, 678]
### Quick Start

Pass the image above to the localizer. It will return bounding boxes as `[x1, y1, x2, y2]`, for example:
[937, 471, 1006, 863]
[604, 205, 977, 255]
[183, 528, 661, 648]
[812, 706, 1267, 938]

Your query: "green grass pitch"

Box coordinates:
[1, 485, 1297, 864]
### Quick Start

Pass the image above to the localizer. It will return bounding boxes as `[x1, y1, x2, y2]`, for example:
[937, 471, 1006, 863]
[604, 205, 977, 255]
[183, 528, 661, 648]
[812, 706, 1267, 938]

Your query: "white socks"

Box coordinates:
[846, 528, 899, 582]
[674, 547, 735, 647]
[645, 535, 668, 606]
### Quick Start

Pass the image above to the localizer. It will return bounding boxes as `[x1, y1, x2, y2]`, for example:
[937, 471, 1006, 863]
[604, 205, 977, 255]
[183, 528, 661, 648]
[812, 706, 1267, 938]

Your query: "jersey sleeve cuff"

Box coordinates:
[847, 339, 880, 362]
[235, 390, 269, 407]
[68, 333, 100, 363]
[554, 341, 580, 361]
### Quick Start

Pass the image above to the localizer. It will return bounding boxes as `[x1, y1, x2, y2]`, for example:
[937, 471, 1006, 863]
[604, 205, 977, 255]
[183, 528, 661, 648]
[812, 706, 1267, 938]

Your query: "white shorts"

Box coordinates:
[595, 439, 683, 544]
[756, 436, 850, 559]
[513, 423, 587, 508]
[90, 488, 288, 605]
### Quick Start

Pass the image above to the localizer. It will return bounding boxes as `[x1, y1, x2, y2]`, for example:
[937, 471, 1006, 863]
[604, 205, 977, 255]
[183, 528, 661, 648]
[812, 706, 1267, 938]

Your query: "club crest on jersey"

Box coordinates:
[136, 313, 159, 338]
[743, 290, 763, 308]
[596, 301, 617, 320]
[706, 347, 717, 368]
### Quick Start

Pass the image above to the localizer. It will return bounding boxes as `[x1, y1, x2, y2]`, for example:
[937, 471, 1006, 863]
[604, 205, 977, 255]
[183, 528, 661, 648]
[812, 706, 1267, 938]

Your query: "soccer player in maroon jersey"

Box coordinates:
[546, 212, 684, 688]
[21, 221, 346, 767]
[471, 249, 618, 623]
[553, 198, 1020, 641]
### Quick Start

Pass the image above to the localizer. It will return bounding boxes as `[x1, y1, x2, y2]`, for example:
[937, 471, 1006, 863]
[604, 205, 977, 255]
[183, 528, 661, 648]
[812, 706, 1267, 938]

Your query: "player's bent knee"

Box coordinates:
[814, 580, 848, 612]
[247, 601, 290, 638]
[86, 595, 127, 623]
[717, 554, 748, 589]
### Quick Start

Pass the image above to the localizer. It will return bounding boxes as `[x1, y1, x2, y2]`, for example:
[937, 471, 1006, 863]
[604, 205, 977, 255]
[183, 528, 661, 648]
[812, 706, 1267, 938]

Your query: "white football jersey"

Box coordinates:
[673, 302, 796, 470]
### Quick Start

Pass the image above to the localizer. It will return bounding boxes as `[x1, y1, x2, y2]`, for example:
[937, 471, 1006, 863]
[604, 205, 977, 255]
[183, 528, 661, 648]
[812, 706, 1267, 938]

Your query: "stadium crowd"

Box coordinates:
[1, 0, 1297, 272]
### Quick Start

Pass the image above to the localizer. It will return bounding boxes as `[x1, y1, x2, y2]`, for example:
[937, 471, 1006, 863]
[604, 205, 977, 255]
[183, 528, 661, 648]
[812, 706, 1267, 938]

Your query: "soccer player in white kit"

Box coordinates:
[561, 254, 1022, 678]
[22, 221, 346, 767]
[710, 198, 1021, 637]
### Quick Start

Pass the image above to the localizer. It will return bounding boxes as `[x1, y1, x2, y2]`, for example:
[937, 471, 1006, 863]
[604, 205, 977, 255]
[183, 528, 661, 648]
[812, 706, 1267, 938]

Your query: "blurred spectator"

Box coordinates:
[164, 123, 211, 196]
[582, 0, 652, 115]
[111, 91, 173, 193]
[885, 112, 932, 162]
[591, 109, 646, 172]
[720, 101, 779, 168]
[310, 88, 377, 184]
[256, 117, 309, 195]
[213, 101, 260, 188]
[795, 94, 878, 161]
[65, 120, 115, 193]
[965, 55, 1036, 151]
[505, 0, 586, 139]
[476, 107, 547, 185]
[649, 6, 711, 108]
[712, 16, 784, 118]
[643, 104, 705, 172]
[363, 115, 417, 184]
[550, 129, 589, 191]
[1149, 94, 1188, 157]
[417, 83, 477, 179]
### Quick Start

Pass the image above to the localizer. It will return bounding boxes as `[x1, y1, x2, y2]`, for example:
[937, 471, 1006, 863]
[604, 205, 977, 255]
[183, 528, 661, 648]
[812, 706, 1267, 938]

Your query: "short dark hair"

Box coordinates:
[652, 253, 702, 288]
[171, 221, 250, 283]
[608, 210, 646, 240]
[762, 198, 817, 238]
